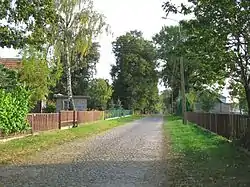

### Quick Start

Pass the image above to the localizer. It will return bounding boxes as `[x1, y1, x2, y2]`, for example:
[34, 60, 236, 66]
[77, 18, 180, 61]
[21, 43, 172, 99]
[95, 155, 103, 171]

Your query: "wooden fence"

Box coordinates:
[186, 112, 250, 150]
[27, 111, 104, 133]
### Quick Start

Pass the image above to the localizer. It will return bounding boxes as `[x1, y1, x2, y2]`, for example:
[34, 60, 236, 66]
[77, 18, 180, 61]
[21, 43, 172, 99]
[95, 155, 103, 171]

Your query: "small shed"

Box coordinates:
[54, 94, 89, 112]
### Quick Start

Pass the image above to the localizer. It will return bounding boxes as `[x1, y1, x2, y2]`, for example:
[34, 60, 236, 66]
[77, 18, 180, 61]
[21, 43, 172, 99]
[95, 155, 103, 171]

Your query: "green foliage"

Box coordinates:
[52, 0, 109, 109]
[186, 90, 197, 111]
[0, 0, 58, 48]
[43, 102, 56, 113]
[0, 64, 18, 90]
[199, 90, 218, 112]
[53, 42, 100, 96]
[159, 89, 172, 113]
[107, 99, 115, 110]
[229, 83, 248, 114]
[162, 0, 250, 114]
[19, 47, 62, 107]
[87, 78, 113, 110]
[116, 99, 123, 109]
[111, 30, 159, 113]
[153, 25, 226, 95]
[0, 86, 31, 135]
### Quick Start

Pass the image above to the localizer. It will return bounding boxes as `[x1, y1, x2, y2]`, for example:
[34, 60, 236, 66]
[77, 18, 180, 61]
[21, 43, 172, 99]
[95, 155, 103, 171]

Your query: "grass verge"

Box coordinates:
[0, 115, 142, 165]
[164, 116, 250, 187]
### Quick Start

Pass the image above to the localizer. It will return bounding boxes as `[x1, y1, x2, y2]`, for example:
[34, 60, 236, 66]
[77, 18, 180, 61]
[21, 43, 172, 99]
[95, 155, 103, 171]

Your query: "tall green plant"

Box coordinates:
[20, 47, 62, 107]
[53, 0, 108, 109]
[0, 86, 31, 135]
[0, 64, 18, 90]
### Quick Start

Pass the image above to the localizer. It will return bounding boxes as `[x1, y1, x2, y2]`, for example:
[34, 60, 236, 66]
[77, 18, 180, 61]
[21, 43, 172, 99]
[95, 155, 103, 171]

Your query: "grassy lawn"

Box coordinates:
[0, 115, 142, 165]
[164, 116, 250, 187]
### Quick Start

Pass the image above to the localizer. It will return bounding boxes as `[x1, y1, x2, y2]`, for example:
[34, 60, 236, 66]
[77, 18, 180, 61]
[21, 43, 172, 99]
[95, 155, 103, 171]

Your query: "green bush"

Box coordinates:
[43, 102, 56, 113]
[0, 86, 31, 135]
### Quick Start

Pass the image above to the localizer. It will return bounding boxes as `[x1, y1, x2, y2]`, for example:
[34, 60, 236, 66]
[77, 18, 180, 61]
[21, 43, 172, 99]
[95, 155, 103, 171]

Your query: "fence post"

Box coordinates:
[46, 114, 49, 129]
[58, 111, 61, 129]
[31, 114, 34, 134]
[73, 110, 76, 127]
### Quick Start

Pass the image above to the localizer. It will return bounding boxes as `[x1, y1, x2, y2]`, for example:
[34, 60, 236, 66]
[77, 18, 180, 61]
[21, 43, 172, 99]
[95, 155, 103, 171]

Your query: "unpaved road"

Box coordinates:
[0, 117, 167, 187]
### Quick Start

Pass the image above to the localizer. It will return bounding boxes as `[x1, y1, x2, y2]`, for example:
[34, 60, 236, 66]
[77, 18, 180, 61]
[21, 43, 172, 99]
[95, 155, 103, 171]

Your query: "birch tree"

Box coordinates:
[54, 0, 108, 109]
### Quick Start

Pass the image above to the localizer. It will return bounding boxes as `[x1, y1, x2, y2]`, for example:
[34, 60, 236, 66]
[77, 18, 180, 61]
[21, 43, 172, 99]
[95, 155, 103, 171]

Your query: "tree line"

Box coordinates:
[0, 0, 164, 136]
[1, 0, 249, 136]
[159, 0, 250, 114]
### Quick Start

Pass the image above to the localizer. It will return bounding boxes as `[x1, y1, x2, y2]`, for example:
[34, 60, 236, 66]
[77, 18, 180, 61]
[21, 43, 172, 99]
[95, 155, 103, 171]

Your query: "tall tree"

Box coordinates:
[53, 0, 108, 109]
[0, 0, 57, 49]
[87, 78, 113, 110]
[53, 42, 100, 96]
[19, 47, 61, 107]
[153, 25, 226, 96]
[111, 31, 159, 113]
[162, 0, 250, 114]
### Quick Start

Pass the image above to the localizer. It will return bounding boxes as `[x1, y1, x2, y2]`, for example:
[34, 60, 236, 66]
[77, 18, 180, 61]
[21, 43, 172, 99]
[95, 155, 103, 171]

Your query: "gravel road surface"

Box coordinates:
[0, 116, 167, 187]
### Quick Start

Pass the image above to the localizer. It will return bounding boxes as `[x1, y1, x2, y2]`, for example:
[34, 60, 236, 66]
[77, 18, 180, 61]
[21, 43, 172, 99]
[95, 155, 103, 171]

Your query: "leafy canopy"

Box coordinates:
[0, 0, 58, 48]
[19, 47, 62, 106]
[162, 0, 250, 113]
[111, 30, 159, 112]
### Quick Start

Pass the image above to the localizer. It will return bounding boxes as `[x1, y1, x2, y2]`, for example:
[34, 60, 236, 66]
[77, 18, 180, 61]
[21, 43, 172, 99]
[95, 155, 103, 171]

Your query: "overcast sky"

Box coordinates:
[0, 0, 230, 97]
[93, 0, 189, 91]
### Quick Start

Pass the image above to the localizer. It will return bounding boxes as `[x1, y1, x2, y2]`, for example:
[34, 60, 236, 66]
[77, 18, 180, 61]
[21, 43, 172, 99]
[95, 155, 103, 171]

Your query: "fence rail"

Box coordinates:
[26, 111, 104, 133]
[186, 112, 250, 150]
[0, 110, 131, 139]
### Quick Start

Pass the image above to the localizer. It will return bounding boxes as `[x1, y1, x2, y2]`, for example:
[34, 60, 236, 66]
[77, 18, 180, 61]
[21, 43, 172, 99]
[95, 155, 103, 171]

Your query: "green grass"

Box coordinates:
[164, 116, 250, 187]
[0, 115, 142, 165]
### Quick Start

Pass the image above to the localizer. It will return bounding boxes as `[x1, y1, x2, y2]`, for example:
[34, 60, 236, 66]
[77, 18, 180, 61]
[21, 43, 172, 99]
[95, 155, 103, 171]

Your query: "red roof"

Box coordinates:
[0, 58, 21, 69]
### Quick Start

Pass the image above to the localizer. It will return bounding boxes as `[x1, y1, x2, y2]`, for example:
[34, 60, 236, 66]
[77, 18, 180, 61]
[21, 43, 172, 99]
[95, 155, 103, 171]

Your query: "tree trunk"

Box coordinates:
[245, 86, 250, 116]
[65, 42, 75, 111]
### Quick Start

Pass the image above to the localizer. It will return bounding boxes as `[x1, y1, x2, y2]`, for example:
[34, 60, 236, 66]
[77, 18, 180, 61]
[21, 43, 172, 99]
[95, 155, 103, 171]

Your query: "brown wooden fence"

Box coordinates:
[186, 112, 250, 150]
[27, 111, 104, 133]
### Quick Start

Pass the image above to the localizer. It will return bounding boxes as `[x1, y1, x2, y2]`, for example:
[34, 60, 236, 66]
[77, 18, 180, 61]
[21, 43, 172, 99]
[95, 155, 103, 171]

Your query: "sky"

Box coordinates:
[0, 0, 230, 98]
[94, 0, 192, 92]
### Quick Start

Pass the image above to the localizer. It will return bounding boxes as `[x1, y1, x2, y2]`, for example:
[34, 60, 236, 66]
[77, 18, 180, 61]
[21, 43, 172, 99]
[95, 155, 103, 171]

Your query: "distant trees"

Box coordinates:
[87, 78, 113, 110]
[111, 31, 159, 113]
[153, 24, 227, 112]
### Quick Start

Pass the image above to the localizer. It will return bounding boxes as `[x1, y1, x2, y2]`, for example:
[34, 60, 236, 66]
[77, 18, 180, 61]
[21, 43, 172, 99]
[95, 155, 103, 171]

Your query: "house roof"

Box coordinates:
[0, 58, 22, 69]
[217, 98, 231, 105]
[54, 94, 90, 99]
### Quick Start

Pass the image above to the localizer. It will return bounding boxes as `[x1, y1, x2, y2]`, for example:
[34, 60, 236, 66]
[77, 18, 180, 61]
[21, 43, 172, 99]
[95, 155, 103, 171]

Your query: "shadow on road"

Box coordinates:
[0, 160, 168, 187]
